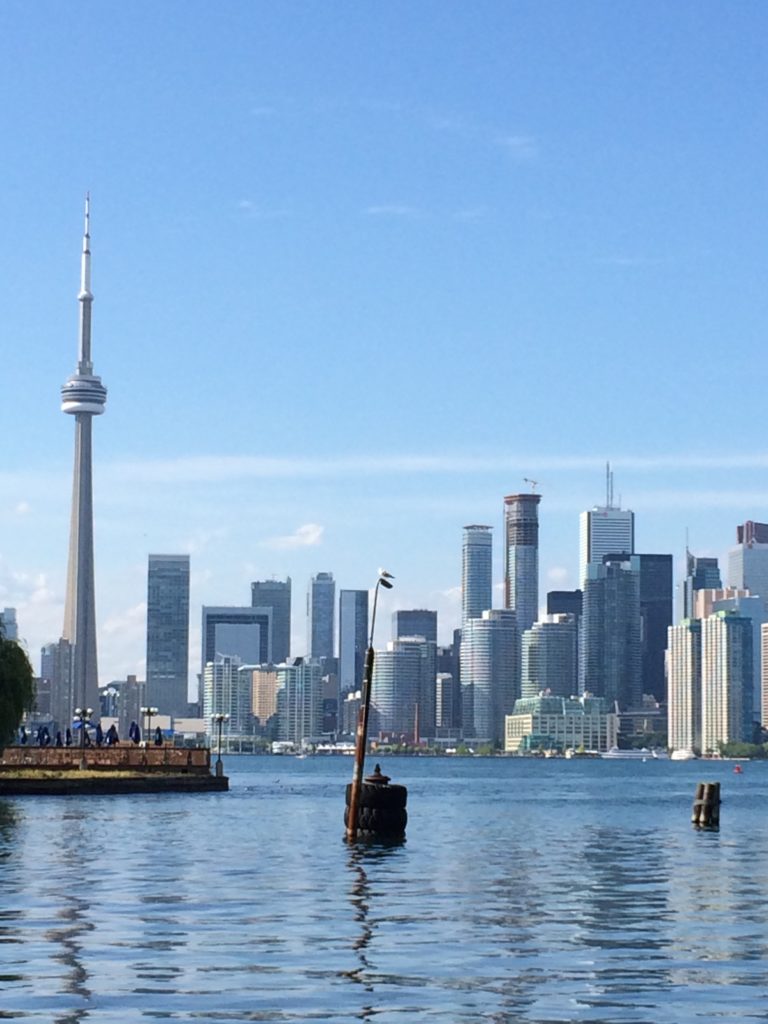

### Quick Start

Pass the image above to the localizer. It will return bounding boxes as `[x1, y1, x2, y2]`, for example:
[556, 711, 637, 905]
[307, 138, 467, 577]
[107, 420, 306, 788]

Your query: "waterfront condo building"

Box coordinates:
[701, 610, 753, 753]
[503, 492, 541, 633]
[462, 525, 493, 626]
[146, 554, 190, 717]
[370, 641, 429, 740]
[276, 657, 324, 746]
[521, 615, 578, 699]
[460, 609, 519, 746]
[667, 619, 702, 754]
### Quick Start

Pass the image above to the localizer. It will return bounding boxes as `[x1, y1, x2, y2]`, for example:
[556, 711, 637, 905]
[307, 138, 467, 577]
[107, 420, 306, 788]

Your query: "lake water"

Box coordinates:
[2, 755, 768, 1022]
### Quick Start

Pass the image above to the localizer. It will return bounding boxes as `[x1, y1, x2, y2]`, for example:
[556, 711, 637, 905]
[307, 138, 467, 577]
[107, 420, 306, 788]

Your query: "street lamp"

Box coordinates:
[140, 706, 159, 744]
[346, 570, 394, 841]
[74, 707, 94, 750]
[74, 706, 93, 769]
[212, 713, 230, 777]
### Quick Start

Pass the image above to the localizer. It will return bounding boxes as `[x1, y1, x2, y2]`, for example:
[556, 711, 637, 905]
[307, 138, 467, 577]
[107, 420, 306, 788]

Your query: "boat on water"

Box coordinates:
[670, 748, 697, 761]
[601, 746, 669, 760]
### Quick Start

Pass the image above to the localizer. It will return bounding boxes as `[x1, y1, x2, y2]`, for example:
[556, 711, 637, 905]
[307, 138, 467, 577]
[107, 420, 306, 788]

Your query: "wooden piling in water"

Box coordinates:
[692, 781, 720, 829]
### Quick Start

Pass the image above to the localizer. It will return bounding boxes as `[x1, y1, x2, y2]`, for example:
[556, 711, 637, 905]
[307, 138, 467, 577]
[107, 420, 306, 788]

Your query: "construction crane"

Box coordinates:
[523, 477, 539, 492]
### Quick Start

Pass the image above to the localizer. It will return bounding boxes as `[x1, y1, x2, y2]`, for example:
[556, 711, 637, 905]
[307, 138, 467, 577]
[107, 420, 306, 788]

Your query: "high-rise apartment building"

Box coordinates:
[682, 553, 722, 619]
[370, 641, 425, 739]
[462, 525, 493, 626]
[521, 616, 578, 699]
[392, 609, 437, 644]
[339, 589, 369, 695]
[202, 655, 253, 736]
[701, 610, 753, 751]
[711, 593, 764, 728]
[201, 606, 271, 677]
[0, 608, 18, 640]
[631, 554, 673, 703]
[667, 619, 702, 754]
[276, 657, 324, 745]
[251, 578, 291, 664]
[307, 573, 335, 660]
[61, 197, 108, 719]
[581, 556, 641, 710]
[579, 507, 635, 585]
[728, 521, 768, 613]
[503, 493, 541, 633]
[146, 554, 190, 717]
[762, 623, 768, 726]
[460, 609, 519, 745]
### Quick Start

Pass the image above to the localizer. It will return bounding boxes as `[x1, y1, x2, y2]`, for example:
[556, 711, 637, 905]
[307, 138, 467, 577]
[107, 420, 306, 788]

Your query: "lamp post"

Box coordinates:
[140, 706, 158, 745]
[212, 713, 229, 777]
[346, 570, 394, 841]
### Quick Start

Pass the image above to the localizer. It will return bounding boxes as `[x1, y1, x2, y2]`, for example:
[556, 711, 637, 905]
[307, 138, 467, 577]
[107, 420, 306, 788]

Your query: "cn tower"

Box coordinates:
[61, 196, 107, 718]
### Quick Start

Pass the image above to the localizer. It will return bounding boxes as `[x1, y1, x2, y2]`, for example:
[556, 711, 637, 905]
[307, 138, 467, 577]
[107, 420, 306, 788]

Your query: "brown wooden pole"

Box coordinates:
[346, 645, 375, 841]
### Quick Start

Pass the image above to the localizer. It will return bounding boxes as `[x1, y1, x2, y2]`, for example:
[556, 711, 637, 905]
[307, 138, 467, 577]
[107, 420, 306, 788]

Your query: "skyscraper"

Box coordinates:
[392, 609, 437, 644]
[631, 554, 673, 703]
[460, 609, 519, 745]
[682, 552, 722, 620]
[701, 610, 753, 751]
[667, 619, 702, 754]
[307, 572, 335, 660]
[339, 589, 368, 695]
[462, 525, 492, 626]
[521, 616, 578, 699]
[0, 608, 18, 641]
[201, 606, 271, 675]
[251, 578, 291, 664]
[581, 556, 641, 710]
[579, 507, 635, 585]
[146, 555, 190, 717]
[276, 658, 324, 745]
[61, 197, 107, 719]
[728, 520, 768, 613]
[503, 493, 541, 633]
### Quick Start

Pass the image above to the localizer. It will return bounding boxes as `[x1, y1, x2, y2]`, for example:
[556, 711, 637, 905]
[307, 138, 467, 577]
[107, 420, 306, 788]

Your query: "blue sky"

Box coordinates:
[2, 1, 768, 684]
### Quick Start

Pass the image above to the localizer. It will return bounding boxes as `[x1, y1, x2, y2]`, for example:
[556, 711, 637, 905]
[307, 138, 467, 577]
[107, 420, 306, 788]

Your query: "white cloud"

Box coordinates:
[496, 134, 539, 161]
[263, 523, 324, 550]
[547, 566, 570, 585]
[15, 501, 30, 516]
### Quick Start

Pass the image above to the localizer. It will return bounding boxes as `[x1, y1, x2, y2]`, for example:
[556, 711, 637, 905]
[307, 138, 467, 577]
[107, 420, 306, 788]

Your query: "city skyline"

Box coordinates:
[3, 4, 768, 682]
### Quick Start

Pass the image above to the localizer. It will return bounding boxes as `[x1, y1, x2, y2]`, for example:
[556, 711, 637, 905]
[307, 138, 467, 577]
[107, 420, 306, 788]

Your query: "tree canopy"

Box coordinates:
[0, 631, 35, 749]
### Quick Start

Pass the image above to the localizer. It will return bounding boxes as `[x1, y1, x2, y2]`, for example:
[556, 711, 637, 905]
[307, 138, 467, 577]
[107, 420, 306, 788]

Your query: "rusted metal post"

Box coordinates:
[346, 645, 375, 841]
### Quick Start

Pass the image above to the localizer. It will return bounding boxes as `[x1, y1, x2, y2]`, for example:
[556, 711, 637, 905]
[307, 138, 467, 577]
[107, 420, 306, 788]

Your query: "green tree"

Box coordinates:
[0, 631, 35, 750]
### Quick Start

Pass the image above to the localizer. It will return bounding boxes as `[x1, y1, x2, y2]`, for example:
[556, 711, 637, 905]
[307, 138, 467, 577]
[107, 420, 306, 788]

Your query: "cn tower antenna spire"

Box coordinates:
[77, 192, 93, 372]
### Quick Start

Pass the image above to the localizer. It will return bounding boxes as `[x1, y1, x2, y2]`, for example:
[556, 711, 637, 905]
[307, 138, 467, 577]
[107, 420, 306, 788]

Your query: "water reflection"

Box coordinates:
[45, 892, 93, 1023]
[344, 843, 405, 1021]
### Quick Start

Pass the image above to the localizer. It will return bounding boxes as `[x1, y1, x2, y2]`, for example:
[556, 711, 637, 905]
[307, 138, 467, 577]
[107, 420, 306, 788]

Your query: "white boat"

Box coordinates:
[601, 746, 669, 760]
[670, 748, 697, 761]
